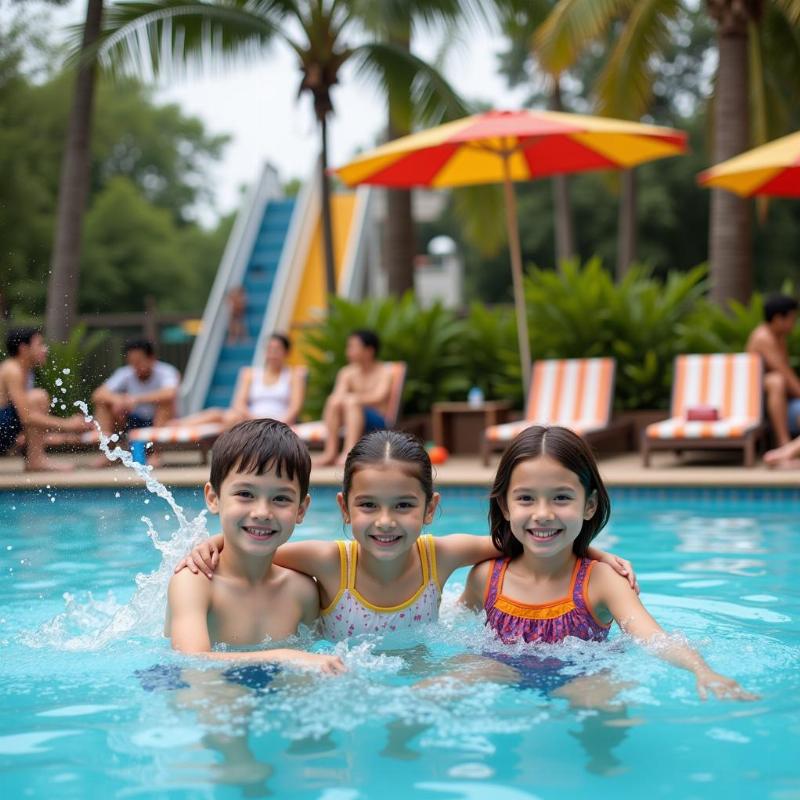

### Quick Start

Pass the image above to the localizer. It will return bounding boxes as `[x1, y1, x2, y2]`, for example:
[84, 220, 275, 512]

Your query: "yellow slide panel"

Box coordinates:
[287, 192, 357, 365]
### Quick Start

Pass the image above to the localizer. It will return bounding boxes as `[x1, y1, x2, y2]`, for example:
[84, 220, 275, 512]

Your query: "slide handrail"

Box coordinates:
[180, 164, 281, 414]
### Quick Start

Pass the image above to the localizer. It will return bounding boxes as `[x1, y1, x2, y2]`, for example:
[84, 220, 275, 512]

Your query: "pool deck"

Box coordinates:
[0, 450, 798, 491]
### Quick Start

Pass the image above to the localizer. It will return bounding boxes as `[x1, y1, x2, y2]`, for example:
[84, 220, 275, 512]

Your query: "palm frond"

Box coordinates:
[352, 41, 470, 129]
[534, 0, 633, 74]
[773, 0, 800, 26]
[594, 0, 681, 119]
[92, 0, 290, 80]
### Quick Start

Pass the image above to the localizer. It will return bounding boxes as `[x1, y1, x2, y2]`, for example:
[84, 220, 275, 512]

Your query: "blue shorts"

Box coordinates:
[0, 404, 22, 455]
[125, 412, 154, 431]
[490, 652, 574, 693]
[136, 663, 278, 694]
[364, 407, 387, 433]
[789, 398, 800, 435]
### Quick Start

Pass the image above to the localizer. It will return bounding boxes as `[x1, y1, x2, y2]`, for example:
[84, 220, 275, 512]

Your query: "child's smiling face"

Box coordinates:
[337, 462, 439, 561]
[205, 464, 309, 556]
[502, 455, 597, 560]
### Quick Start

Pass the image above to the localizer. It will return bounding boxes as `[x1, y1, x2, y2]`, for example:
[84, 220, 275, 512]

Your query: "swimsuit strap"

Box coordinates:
[484, 558, 508, 610]
[571, 557, 591, 605]
[422, 534, 440, 589]
[416, 536, 431, 587]
[346, 540, 357, 589]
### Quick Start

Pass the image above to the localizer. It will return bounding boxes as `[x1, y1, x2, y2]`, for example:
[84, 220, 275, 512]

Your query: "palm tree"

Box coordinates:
[536, 0, 800, 302]
[45, 0, 104, 342]
[357, 0, 477, 295]
[494, 0, 577, 267]
[96, 0, 467, 301]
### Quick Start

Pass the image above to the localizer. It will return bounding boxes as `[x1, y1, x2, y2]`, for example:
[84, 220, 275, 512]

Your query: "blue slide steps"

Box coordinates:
[204, 198, 295, 409]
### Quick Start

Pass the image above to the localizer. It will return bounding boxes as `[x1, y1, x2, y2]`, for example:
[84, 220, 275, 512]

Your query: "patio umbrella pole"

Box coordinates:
[501, 153, 532, 401]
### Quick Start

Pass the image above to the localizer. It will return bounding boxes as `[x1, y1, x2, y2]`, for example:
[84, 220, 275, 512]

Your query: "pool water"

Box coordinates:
[1, 483, 798, 799]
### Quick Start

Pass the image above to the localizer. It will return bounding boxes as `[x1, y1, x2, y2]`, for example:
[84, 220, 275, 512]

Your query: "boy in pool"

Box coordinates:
[165, 418, 343, 674]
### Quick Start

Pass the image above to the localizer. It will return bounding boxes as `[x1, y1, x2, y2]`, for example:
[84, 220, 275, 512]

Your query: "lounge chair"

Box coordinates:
[126, 365, 308, 463]
[293, 362, 407, 448]
[641, 352, 764, 467]
[483, 357, 616, 465]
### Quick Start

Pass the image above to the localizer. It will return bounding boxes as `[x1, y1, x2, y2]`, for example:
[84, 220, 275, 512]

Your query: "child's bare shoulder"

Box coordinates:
[167, 568, 212, 613]
[273, 564, 318, 597]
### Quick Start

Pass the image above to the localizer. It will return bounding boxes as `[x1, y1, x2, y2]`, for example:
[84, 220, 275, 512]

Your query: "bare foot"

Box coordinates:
[312, 453, 337, 467]
[25, 458, 75, 473]
[771, 458, 800, 470]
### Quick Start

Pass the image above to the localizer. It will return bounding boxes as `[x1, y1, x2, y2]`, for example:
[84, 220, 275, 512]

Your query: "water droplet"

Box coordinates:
[164, 515, 170, 521]
[50, 497, 56, 503]
[6, 546, 12, 551]
[114, 492, 120, 498]
[144, 499, 150, 504]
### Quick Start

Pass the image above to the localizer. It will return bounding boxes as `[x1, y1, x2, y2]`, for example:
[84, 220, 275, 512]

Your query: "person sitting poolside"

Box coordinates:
[746, 294, 800, 447]
[92, 339, 180, 443]
[0, 327, 92, 471]
[314, 329, 392, 466]
[171, 333, 305, 429]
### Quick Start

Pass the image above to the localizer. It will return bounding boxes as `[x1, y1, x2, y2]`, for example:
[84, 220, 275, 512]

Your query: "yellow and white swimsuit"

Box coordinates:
[319, 535, 441, 640]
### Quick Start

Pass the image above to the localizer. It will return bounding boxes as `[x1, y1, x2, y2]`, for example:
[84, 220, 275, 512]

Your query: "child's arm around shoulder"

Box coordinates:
[459, 559, 493, 612]
[434, 534, 499, 586]
[166, 568, 214, 652]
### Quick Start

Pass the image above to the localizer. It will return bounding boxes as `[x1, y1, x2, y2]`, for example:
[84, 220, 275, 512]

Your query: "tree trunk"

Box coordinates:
[616, 169, 637, 280]
[549, 81, 575, 268]
[383, 23, 415, 297]
[708, 2, 753, 304]
[319, 112, 337, 301]
[45, 0, 104, 342]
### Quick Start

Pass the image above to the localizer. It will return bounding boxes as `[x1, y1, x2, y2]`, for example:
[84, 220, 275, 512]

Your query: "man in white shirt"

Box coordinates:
[92, 339, 180, 439]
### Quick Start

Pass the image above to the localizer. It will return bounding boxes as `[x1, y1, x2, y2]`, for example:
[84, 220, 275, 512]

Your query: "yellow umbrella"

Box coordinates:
[698, 131, 800, 197]
[335, 109, 687, 394]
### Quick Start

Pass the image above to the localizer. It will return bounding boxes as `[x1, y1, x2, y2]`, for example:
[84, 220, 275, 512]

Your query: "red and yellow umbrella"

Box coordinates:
[698, 130, 800, 197]
[335, 110, 687, 394]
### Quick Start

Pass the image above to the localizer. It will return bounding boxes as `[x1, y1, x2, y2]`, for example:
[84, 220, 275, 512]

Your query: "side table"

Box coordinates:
[431, 401, 512, 455]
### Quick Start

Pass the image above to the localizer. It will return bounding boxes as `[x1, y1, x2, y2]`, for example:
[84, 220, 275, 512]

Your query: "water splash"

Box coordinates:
[24, 404, 210, 650]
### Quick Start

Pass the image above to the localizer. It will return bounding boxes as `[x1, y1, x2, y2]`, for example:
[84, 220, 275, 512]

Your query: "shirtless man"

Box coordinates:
[745, 294, 800, 450]
[0, 328, 92, 471]
[315, 330, 392, 466]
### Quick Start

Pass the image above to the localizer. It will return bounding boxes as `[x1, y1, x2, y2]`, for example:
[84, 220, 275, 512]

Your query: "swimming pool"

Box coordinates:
[1, 483, 798, 799]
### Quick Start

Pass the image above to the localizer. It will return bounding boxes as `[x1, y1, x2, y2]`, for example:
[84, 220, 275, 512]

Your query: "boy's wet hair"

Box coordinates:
[5, 327, 41, 357]
[124, 338, 156, 357]
[342, 430, 433, 503]
[350, 329, 380, 357]
[489, 425, 611, 559]
[764, 294, 798, 322]
[210, 419, 311, 498]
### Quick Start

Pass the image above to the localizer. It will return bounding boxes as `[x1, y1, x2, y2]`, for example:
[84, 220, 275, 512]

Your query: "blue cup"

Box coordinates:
[131, 440, 147, 464]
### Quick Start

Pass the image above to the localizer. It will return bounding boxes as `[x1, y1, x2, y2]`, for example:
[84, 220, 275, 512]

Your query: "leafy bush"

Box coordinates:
[38, 324, 108, 416]
[523, 259, 709, 409]
[299, 294, 467, 418]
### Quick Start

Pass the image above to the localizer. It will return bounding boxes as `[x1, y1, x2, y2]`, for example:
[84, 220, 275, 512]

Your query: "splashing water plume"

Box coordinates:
[26, 403, 211, 649]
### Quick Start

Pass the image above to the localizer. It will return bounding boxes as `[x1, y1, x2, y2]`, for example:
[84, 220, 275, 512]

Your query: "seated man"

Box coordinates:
[0, 328, 92, 471]
[315, 329, 392, 466]
[745, 294, 800, 447]
[92, 339, 180, 438]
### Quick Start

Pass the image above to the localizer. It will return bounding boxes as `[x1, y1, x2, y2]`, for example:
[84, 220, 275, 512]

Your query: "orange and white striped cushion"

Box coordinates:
[646, 353, 762, 440]
[128, 423, 224, 444]
[294, 362, 407, 445]
[486, 358, 615, 442]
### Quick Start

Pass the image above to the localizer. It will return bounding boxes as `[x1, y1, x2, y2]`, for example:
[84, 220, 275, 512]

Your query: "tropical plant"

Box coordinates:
[523, 258, 709, 409]
[45, 0, 104, 342]
[536, 0, 800, 303]
[38, 323, 109, 416]
[96, 0, 469, 302]
[299, 293, 467, 418]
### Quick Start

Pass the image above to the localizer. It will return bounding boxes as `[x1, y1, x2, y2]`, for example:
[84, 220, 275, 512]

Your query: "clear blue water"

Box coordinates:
[1, 483, 799, 799]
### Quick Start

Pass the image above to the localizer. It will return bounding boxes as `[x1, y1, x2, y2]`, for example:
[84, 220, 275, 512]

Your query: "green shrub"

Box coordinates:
[523, 259, 709, 409]
[38, 323, 108, 416]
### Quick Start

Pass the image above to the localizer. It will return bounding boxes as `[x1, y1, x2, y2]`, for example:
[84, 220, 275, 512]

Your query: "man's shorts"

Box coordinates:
[125, 412, 154, 431]
[0, 404, 22, 455]
[363, 407, 387, 433]
[789, 398, 800, 435]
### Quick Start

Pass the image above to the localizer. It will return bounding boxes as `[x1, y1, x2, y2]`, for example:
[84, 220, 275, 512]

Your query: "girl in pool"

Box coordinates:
[460, 425, 755, 700]
[177, 430, 636, 639]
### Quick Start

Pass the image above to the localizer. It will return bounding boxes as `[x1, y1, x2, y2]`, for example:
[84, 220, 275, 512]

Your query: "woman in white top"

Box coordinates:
[172, 333, 305, 427]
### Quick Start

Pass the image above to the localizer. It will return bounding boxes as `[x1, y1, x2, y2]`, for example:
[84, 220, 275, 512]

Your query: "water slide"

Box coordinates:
[180, 164, 375, 414]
